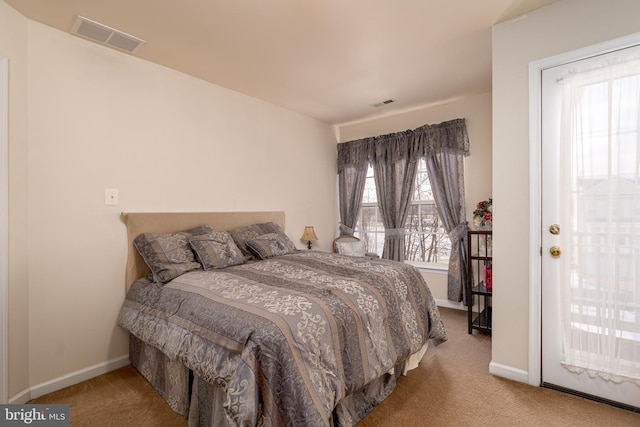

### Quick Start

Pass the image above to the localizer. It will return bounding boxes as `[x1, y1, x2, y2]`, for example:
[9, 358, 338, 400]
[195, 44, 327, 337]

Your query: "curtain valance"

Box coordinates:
[337, 118, 469, 170]
[413, 118, 470, 157]
[336, 138, 372, 172]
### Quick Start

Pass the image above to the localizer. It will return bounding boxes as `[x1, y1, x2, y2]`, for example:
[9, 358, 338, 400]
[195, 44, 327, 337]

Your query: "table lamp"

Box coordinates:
[300, 226, 318, 250]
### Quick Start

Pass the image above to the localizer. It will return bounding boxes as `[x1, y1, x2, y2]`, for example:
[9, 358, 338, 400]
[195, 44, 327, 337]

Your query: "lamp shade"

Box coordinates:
[300, 226, 318, 242]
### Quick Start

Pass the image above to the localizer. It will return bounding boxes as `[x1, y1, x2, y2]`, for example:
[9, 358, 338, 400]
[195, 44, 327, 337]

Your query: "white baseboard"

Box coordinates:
[9, 355, 130, 404]
[489, 361, 529, 384]
[435, 299, 466, 310]
[8, 387, 30, 405]
[435, 299, 480, 313]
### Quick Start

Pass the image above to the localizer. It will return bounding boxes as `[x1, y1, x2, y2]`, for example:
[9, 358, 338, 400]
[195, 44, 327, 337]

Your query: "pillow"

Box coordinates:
[229, 222, 294, 260]
[263, 222, 297, 251]
[133, 224, 213, 283]
[228, 224, 262, 259]
[336, 240, 366, 257]
[189, 232, 245, 270]
[245, 233, 297, 260]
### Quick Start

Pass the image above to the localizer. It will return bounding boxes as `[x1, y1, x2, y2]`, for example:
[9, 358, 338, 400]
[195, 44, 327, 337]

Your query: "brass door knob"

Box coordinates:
[550, 246, 562, 257]
[549, 224, 560, 235]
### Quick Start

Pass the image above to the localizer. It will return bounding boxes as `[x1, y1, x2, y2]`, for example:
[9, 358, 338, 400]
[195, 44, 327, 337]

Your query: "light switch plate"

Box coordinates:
[105, 188, 119, 205]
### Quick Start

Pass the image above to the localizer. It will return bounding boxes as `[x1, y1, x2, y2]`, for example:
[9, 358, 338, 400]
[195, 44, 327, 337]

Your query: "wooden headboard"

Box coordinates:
[121, 211, 285, 291]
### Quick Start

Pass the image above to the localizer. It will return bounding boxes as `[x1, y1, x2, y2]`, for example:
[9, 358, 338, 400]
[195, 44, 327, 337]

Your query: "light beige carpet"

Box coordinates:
[30, 307, 640, 426]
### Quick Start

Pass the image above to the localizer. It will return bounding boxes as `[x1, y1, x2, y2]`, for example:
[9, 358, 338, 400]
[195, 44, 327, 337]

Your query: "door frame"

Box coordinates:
[527, 32, 640, 388]
[0, 53, 8, 404]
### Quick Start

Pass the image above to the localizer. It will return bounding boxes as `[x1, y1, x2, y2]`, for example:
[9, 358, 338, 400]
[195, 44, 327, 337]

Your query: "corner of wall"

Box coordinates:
[0, 0, 30, 403]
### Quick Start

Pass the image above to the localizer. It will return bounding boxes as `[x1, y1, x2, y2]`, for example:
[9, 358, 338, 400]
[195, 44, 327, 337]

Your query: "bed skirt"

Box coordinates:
[130, 334, 247, 426]
[129, 335, 428, 426]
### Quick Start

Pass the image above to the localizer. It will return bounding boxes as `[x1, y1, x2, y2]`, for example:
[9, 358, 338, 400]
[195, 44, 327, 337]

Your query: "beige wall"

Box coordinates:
[0, 0, 30, 399]
[337, 93, 493, 302]
[3, 2, 338, 398]
[492, 0, 640, 374]
[13, 0, 637, 400]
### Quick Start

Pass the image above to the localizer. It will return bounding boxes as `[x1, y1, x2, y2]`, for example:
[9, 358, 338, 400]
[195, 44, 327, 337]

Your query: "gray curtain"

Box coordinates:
[371, 131, 418, 261]
[337, 139, 371, 236]
[425, 151, 468, 302]
[416, 119, 470, 302]
[336, 119, 470, 298]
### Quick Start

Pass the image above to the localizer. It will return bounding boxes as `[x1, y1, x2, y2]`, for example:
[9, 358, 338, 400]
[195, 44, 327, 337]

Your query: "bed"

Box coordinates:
[117, 211, 447, 426]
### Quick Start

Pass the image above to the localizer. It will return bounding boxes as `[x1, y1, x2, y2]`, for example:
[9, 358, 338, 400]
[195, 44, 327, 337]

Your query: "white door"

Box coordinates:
[541, 45, 640, 409]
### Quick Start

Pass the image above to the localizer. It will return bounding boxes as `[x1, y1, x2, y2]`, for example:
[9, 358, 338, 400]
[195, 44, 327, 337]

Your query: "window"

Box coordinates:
[355, 159, 451, 264]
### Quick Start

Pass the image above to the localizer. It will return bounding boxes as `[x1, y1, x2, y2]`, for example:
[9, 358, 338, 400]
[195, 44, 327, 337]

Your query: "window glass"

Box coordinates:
[355, 159, 451, 264]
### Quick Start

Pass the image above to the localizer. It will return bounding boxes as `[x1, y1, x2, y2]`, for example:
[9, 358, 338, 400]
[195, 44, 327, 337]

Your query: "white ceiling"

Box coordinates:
[5, 0, 558, 125]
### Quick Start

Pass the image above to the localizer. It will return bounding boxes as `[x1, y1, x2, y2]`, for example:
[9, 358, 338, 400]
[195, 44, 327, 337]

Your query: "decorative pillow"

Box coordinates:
[336, 240, 366, 257]
[229, 222, 294, 260]
[245, 233, 297, 260]
[228, 224, 262, 259]
[189, 232, 245, 270]
[133, 224, 213, 283]
[263, 222, 297, 251]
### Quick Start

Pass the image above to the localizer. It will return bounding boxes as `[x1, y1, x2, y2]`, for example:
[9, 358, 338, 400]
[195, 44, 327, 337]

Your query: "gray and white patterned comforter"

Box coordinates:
[118, 251, 447, 426]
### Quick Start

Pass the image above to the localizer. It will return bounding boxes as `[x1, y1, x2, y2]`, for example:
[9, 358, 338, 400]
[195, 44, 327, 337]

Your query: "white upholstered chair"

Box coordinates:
[332, 235, 379, 258]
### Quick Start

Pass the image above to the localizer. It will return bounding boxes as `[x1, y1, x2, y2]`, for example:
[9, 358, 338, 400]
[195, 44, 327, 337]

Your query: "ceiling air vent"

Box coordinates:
[71, 16, 146, 54]
[371, 99, 396, 108]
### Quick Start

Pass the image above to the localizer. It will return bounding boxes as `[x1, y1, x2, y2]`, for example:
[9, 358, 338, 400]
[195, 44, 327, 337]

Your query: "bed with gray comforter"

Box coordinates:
[118, 250, 446, 426]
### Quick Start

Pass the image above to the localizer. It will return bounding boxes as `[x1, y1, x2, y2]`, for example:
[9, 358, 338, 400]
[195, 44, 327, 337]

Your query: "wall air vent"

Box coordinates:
[371, 99, 396, 107]
[71, 16, 146, 54]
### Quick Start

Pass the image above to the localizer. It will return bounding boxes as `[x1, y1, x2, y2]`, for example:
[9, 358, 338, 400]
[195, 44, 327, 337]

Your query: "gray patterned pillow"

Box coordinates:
[245, 233, 297, 259]
[229, 222, 293, 260]
[133, 224, 213, 283]
[261, 223, 297, 253]
[228, 224, 262, 259]
[189, 232, 245, 269]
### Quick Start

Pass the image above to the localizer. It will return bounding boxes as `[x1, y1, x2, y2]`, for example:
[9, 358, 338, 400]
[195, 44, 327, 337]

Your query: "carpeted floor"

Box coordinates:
[29, 307, 640, 426]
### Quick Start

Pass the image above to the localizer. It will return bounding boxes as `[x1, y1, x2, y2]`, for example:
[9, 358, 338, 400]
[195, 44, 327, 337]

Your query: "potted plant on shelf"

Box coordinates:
[473, 198, 492, 230]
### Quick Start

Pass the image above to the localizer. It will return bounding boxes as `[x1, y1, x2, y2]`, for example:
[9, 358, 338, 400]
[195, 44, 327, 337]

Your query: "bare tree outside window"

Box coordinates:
[355, 159, 451, 264]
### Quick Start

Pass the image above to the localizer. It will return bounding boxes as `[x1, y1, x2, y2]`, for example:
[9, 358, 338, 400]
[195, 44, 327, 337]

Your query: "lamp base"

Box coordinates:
[306, 241, 312, 250]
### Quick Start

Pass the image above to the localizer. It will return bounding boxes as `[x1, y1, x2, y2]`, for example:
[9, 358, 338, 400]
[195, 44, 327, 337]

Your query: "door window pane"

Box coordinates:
[564, 56, 640, 382]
